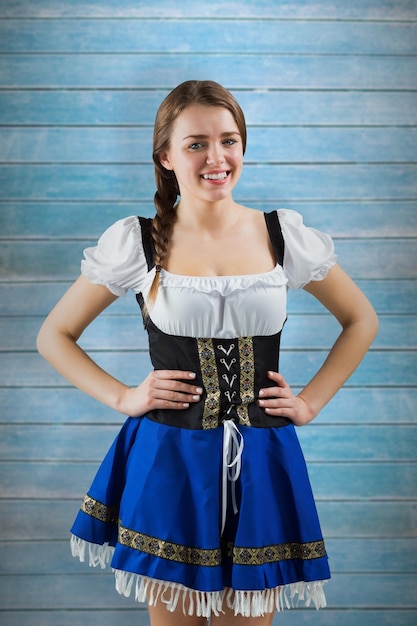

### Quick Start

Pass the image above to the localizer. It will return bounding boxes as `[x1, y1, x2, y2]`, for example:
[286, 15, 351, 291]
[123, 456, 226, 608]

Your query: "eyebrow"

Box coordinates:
[182, 131, 241, 141]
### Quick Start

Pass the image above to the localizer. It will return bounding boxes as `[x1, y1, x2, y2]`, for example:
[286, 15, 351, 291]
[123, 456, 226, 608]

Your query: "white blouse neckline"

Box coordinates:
[160, 263, 281, 281]
[152, 263, 289, 297]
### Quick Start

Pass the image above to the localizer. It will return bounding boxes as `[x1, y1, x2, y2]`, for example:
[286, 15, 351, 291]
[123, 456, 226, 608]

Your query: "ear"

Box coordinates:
[159, 151, 173, 171]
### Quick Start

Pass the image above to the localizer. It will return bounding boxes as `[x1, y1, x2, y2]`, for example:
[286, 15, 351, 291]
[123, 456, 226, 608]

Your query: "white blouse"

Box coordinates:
[81, 209, 337, 339]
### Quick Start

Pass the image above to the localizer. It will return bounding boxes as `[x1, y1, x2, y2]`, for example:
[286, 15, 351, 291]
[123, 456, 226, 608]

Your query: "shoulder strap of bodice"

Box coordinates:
[264, 211, 285, 267]
[137, 216, 155, 271]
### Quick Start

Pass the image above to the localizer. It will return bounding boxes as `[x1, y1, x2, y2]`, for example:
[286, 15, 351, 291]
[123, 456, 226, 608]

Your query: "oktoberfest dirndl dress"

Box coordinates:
[70, 209, 336, 618]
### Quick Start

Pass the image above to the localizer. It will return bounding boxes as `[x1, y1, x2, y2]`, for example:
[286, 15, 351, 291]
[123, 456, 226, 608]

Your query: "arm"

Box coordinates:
[258, 264, 379, 425]
[36, 275, 202, 416]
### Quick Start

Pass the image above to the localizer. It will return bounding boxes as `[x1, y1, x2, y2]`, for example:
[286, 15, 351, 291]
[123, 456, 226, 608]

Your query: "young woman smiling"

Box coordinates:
[37, 80, 378, 625]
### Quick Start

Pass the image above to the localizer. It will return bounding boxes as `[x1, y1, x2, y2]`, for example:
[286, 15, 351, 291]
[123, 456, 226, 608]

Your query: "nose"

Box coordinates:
[206, 143, 225, 166]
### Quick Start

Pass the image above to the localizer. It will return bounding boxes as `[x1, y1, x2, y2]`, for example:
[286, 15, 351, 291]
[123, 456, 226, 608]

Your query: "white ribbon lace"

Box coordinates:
[221, 419, 244, 534]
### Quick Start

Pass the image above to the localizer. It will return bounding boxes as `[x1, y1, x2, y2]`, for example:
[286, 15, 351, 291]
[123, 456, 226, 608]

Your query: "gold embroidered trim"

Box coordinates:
[237, 337, 254, 426]
[118, 523, 326, 567]
[197, 338, 220, 429]
[230, 540, 327, 565]
[119, 525, 222, 567]
[81, 494, 119, 524]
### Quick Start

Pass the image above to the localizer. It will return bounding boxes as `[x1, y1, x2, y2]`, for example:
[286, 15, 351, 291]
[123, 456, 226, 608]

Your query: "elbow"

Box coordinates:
[36, 318, 60, 360]
[360, 305, 379, 348]
[37, 318, 79, 362]
[366, 295, 379, 340]
[342, 302, 379, 348]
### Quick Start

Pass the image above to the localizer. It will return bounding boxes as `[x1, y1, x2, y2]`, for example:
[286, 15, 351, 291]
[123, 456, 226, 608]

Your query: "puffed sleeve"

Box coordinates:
[278, 209, 337, 290]
[81, 216, 148, 297]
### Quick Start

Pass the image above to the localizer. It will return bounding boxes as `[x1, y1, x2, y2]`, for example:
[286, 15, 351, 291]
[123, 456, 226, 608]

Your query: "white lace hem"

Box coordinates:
[70, 535, 328, 618]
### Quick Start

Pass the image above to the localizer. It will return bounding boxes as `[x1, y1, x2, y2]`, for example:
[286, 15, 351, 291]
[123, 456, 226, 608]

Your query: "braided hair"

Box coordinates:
[147, 80, 247, 306]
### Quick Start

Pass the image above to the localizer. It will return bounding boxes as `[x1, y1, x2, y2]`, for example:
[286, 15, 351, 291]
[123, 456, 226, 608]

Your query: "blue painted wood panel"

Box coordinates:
[1, 91, 416, 126]
[1, 1, 416, 624]
[1, 19, 416, 54]
[0, 0, 416, 19]
[1, 54, 416, 89]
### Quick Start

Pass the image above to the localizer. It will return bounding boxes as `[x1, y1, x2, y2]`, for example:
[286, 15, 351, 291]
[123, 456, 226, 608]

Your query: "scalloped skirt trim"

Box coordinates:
[70, 535, 328, 618]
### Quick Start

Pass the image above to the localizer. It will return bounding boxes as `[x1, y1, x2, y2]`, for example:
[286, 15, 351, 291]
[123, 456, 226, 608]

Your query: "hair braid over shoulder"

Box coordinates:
[147, 170, 179, 305]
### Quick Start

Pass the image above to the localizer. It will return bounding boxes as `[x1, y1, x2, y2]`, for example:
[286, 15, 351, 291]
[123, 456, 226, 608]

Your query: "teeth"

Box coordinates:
[202, 172, 228, 180]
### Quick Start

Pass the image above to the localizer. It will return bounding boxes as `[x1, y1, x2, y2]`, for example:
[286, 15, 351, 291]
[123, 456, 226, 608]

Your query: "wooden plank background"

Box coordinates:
[0, 1, 416, 624]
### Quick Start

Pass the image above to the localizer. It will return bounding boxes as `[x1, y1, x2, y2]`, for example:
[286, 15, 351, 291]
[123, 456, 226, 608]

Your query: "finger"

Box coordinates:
[258, 384, 293, 401]
[259, 397, 295, 410]
[151, 378, 203, 397]
[259, 372, 291, 399]
[150, 370, 202, 394]
[266, 371, 288, 387]
[152, 388, 202, 404]
[153, 399, 192, 410]
[153, 370, 197, 381]
[262, 402, 296, 419]
[263, 404, 288, 413]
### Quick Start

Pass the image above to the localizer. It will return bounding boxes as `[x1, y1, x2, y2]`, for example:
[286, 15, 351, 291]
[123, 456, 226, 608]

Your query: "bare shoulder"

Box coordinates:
[236, 204, 268, 231]
[238, 205, 273, 242]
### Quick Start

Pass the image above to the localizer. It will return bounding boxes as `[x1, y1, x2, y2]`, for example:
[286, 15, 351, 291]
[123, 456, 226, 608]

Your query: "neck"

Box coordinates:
[176, 198, 241, 233]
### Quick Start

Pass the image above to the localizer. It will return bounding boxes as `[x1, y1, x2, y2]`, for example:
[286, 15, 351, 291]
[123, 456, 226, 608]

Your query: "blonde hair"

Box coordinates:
[147, 80, 247, 305]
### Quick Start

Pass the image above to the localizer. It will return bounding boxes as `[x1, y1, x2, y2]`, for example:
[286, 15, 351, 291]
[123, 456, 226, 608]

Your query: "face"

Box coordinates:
[159, 104, 244, 207]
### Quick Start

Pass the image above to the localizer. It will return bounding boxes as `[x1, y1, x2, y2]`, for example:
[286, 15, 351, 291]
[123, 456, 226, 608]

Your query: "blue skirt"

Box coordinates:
[71, 416, 330, 617]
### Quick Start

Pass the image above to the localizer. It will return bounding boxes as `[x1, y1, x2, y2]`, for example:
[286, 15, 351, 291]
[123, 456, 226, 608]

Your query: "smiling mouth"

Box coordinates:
[201, 171, 229, 181]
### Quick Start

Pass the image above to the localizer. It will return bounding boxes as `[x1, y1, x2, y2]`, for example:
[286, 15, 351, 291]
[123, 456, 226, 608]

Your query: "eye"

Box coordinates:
[223, 138, 237, 146]
[188, 142, 204, 150]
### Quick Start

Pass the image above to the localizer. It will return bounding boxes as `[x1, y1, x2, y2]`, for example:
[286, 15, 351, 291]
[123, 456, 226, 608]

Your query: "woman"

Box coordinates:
[37, 80, 378, 625]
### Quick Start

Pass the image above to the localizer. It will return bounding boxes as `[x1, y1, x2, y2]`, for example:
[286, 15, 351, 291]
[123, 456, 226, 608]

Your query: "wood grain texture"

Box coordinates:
[1, 54, 416, 89]
[1, 0, 416, 19]
[1, 1, 416, 624]
[1, 19, 416, 54]
[1, 91, 416, 126]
